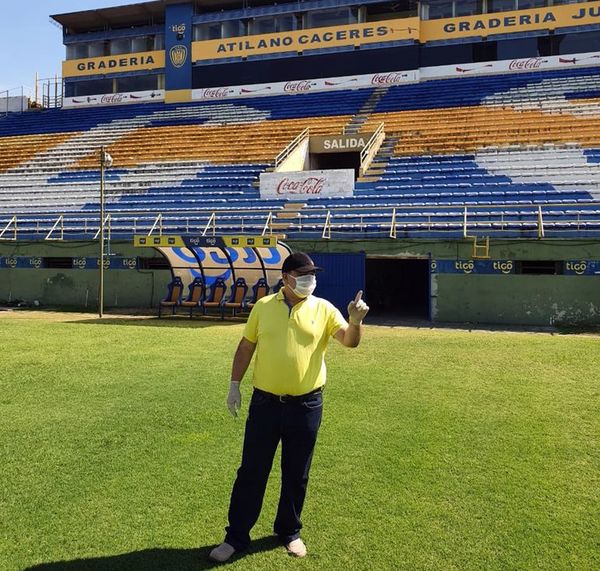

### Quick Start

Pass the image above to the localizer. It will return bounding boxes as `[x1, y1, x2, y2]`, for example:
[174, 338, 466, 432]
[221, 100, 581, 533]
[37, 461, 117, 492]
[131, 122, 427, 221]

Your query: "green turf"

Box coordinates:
[0, 314, 598, 570]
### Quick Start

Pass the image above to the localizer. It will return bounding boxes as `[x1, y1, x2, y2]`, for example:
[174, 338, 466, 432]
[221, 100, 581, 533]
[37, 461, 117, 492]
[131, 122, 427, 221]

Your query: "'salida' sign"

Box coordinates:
[310, 134, 374, 153]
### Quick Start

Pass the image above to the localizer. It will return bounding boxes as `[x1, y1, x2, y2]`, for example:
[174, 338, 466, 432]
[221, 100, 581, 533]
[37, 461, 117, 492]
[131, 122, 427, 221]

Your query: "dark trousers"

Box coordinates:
[224, 388, 324, 551]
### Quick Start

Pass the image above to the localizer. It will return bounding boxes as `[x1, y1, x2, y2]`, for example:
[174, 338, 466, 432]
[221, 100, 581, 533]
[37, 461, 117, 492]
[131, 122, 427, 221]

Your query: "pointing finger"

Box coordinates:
[354, 290, 363, 303]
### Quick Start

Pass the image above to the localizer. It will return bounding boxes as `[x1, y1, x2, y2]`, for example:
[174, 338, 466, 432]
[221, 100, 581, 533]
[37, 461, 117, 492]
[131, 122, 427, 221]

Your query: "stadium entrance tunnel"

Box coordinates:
[307, 133, 371, 179]
[366, 257, 430, 320]
[310, 151, 361, 178]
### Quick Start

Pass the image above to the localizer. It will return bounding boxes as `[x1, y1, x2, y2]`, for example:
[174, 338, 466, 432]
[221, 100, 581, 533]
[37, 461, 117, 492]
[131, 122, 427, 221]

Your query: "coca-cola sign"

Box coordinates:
[191, 71, 417, 103]
[284, 80, 315, 93]
[260, 169, 354, 200]
[101, 93, 125, 104]
[276, 176, 325, 195]
[371, 72, 406, 85]
[508, 58, 544, 71]
[199, 87, 231, 99]
[63, 90, 165, 108]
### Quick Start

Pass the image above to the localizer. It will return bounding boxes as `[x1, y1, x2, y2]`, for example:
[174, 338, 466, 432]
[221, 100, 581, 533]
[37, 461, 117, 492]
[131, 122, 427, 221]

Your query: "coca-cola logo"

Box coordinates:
[371, 72, 405, 85]
[276, 177, 325, 195]
[284, 80, 314, 93]
[201, 88, 230, 99]
[509, 58, 543, 71]
[101, 93, 125, 104]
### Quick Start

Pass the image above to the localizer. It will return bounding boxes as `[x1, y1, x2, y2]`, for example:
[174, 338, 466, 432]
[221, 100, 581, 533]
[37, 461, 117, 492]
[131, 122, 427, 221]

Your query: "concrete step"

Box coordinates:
[357, 176, 381, 183]
[276, 211, 300, 219]
[283, 202, 307, 210]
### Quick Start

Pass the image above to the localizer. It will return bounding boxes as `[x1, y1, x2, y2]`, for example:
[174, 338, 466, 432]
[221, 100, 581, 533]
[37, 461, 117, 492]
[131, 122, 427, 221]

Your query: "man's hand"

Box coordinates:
[347, 290, 369, 325]
[227, 381, 242, 418]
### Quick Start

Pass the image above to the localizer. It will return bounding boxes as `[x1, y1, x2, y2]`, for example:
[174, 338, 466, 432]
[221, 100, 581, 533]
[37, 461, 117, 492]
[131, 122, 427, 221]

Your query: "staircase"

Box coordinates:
[344, 87, 389, 135]
[270, 202, 306, 237]
[357, 135, 399, 182]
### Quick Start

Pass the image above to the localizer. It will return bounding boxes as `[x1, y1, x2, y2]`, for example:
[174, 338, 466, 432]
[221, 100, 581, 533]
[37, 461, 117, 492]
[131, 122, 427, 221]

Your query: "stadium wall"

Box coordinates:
[292, 239, 600, 326]
[435, 275, 600, 326]
[2, 239, 600, 327]
[0, 241, 169, 309]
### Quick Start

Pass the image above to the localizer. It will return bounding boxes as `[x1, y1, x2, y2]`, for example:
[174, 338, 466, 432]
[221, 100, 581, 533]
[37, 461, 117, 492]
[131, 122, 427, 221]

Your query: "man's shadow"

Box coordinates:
[24, 536, 281, 570]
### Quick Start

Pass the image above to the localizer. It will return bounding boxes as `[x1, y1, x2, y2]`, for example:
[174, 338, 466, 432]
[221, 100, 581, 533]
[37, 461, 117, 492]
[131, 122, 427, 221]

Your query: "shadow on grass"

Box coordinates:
[67, 317, 244, 329]
[555, 324, 600, 335]
[25, 536, 281, 570]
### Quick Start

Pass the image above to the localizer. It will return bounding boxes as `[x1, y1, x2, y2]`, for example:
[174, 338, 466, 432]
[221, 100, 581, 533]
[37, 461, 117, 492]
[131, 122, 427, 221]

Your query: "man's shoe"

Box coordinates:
[209, 542, 236, 563]
[285, 538, 307, 557]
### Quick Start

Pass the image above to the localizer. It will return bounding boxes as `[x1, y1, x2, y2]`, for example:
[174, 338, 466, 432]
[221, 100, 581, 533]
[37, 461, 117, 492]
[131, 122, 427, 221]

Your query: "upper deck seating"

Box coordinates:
[2, 65, 600, 238]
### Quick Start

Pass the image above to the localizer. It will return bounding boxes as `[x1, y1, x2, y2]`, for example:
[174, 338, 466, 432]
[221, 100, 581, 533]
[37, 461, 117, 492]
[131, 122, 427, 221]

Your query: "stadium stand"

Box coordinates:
[2, 67, 600, 239]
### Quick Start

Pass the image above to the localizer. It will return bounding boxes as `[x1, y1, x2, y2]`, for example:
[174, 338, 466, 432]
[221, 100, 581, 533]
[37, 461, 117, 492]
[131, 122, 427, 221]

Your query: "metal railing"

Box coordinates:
[45, 215, 64, 240]
[0, 76, 63, 117]
[275, 127, 310, 169]
[0, 87, 30, 117]
[262, 212, 274, 236]
[359, 122, 385, 176]
[0, 216, 17, 240]
[3, 201, 600, 241]
[203, 213, 216, 236]
[40, 76, 63, 109]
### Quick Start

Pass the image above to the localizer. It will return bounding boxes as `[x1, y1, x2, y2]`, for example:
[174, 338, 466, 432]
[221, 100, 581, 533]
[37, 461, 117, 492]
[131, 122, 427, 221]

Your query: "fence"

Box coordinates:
[2, 202, 600, 241]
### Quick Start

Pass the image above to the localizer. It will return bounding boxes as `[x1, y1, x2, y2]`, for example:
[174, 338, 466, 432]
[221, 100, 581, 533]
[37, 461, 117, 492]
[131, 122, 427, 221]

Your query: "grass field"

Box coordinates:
[0, 311, 598, 571]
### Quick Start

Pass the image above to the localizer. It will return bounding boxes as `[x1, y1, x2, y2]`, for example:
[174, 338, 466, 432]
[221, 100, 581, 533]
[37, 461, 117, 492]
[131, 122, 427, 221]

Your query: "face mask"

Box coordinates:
[290, 274, 316, 298]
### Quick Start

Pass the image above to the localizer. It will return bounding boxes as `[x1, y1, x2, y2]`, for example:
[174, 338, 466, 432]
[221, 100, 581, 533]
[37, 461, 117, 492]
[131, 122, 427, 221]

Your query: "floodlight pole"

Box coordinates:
[98, 146, 112, 318]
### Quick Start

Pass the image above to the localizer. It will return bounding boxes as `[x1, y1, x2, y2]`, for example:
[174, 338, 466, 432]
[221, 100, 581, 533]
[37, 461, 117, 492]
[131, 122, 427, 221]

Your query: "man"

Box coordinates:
[209, 252, 369, 563]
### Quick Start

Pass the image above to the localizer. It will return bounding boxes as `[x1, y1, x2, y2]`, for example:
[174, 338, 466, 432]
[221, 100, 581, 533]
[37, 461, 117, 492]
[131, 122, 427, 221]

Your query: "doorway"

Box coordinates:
[365, 257, 430, 320]
[310, 151, 361, 178]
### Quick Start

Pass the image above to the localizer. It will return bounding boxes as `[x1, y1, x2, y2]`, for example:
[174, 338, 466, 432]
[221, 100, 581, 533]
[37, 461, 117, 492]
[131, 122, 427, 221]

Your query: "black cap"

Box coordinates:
[282, 252, 323, 274]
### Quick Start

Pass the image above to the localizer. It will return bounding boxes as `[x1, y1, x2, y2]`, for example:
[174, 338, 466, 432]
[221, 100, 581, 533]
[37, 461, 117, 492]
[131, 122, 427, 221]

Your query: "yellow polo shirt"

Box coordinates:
[243, 290, 348, 396]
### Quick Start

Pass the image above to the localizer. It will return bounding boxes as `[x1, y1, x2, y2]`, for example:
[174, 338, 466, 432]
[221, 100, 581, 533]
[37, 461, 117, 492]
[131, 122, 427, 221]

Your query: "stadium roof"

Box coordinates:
[51, 1, 166, 33]
[51, 0, 290, 34]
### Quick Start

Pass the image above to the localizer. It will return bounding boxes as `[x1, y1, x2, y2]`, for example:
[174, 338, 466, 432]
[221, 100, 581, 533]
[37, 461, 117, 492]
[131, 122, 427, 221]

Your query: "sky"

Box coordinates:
[0, 1, 130, 94]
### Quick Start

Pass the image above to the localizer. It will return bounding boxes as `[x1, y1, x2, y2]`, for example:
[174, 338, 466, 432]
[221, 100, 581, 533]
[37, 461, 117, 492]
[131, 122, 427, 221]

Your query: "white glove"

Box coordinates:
[347, 290, 369, 325]
[227, 381, 242, 418]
